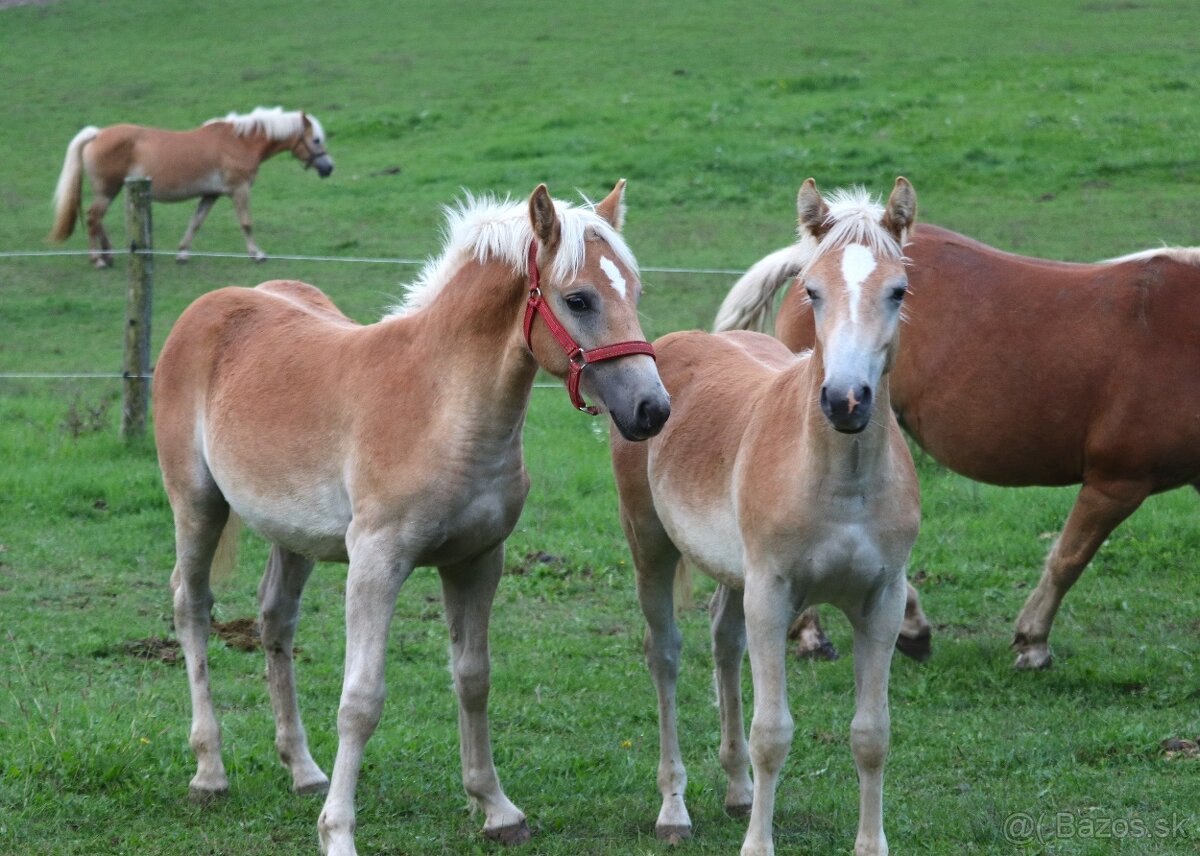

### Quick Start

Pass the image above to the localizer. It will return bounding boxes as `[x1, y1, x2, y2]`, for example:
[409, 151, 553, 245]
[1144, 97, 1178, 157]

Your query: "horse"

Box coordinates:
[716, 218, 1200, 670]
[611, 178, 920, 856]
[49, 106, 333, 268]
[152, 181, 670, 856]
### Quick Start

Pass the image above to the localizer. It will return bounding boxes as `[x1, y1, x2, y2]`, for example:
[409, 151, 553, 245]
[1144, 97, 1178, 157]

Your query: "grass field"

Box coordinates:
[1, 1, 1198, 854]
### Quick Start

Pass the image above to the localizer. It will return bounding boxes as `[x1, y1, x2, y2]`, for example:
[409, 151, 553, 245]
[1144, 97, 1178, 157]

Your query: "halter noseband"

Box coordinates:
[522, 240, 656, 415]
[293, 135, 327, 169]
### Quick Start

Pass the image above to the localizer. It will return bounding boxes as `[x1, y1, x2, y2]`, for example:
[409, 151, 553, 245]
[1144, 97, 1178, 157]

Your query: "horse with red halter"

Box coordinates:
[612, 178, 919, 856]
[153, 181, 669, 856]
[716, 218, 1200, 669]
[49, 106, 333, 267]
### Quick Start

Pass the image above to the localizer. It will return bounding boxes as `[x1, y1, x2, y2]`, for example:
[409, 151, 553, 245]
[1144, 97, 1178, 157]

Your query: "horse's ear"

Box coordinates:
[529, 184, 561, 251]
[882, 177, 917, 244]
[797, 178, 830, 240]
[594, 179, 627, 231]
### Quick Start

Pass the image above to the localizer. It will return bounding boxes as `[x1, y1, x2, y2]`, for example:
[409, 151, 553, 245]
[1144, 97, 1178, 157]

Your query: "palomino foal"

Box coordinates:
[153, 182, 668, 855]
[50, 106, 333, 267]
[611, 179, 920, 856]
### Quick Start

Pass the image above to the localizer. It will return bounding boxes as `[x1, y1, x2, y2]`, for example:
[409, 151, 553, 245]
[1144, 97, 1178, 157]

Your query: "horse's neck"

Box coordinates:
[219, 125, 292, 163]
[395, 258, 538, 438]
[783, 348, 896, 487]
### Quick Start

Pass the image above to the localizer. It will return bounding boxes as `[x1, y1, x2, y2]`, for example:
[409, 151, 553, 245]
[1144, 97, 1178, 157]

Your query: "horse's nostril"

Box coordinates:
[636, 397, 670, 433]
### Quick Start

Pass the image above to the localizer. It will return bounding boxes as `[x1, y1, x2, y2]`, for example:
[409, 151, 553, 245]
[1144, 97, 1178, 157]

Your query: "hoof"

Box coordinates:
[1013, 650, 1053, 670]
[251, 253, 268, 263]
[295, 777, 330, 796]
[725, 802, 752, 819]
[484, 819, 532, 846]
[895, 630, 932, 662]
[795, 638, 839, 661]
[656, 824, 693, 845]
[187, 785, 228, 805]
[175, 253, 190, 264]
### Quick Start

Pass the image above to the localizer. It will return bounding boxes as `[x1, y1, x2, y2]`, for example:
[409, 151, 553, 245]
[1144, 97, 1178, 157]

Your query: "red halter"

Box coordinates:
[522, 240, 656, 415]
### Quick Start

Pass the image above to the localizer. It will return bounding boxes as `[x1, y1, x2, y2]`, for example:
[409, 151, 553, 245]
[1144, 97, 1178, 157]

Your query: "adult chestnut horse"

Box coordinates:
[153, 182, 669, 856]
[613, 179, 920, 856]
[716, 219, 1200, 669]
[49, 106, 333, 267]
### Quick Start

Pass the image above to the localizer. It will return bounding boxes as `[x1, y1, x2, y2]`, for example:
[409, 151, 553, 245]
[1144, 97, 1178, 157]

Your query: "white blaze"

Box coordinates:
[599, 255, 627, 299]
[840, 243, 876, 324]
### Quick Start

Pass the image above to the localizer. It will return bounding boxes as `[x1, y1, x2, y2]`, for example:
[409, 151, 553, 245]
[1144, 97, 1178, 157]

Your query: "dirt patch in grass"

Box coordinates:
[212, 617, 260, 652]
[121, 636, 181, 664]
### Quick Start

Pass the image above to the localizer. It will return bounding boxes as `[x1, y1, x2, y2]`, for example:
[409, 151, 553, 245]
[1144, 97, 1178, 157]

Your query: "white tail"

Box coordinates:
[712, 243, 811, 332]
[210, 512, 243, 584]
[49, 126, 100, 242]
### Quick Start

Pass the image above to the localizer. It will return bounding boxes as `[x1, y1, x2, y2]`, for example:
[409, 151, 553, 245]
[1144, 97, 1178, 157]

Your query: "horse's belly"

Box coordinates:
[654, 492, 746, 589]
[217, 471, 353, 562]
[148, 169, 229, 201]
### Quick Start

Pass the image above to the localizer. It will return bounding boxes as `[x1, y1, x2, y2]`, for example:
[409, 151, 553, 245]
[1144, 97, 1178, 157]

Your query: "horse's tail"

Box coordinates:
[49, 126, 100, 242]
[210, 511, 243, 585]
[712, 243, 810, 333]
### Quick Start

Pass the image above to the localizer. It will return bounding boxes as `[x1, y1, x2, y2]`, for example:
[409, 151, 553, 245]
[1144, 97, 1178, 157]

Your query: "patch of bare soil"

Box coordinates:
[121, 636, 181, 665]
[212, 617, 260, 652]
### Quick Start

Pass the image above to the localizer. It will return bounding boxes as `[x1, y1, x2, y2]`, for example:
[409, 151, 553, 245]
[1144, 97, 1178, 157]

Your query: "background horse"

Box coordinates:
[153, 181, 669, 856]
[49, 106, 333, 267]
[612, 179, 919, 856]
[716, 221, 1200, 669]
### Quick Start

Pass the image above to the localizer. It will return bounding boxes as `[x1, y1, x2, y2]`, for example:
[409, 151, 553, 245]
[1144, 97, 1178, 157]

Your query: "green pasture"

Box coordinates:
[1, 0, 1198, 853]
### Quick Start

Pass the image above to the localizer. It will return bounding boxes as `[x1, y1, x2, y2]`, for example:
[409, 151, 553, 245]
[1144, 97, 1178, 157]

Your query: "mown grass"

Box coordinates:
[1, 0, 1199, 854]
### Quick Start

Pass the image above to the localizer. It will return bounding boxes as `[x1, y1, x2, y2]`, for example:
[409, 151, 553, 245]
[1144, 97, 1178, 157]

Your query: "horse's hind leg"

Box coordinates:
[1011, 479, 1147, 669]
[435, 545, 530, 844]
[258, 545, 328, 795]
[788, 606, 839, 660]
[176, 194, 218, 263]
[170, 496, 232, 801]
[710, 584, 752, 817]
[85, 192, 116, 268]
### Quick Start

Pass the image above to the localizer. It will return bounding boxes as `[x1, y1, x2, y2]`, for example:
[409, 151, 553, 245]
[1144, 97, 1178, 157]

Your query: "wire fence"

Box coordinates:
[0, 244, 748, 385]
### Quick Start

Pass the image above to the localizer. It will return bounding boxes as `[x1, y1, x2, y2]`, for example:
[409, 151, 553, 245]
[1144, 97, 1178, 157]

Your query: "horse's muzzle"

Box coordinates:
[820, 384, 873, 434]
[315, 158, 334, 178]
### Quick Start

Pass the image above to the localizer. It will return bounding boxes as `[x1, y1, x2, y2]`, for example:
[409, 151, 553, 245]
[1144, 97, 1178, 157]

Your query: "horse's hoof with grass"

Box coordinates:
[656, 824, 693, 845]
[187, 784, 229, 805]
[896, 630, 932, 662]
[484, 818, 532, 846]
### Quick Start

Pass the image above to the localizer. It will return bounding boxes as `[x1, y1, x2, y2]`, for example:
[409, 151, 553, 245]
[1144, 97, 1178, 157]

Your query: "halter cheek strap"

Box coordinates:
[522, 240, 656, 415]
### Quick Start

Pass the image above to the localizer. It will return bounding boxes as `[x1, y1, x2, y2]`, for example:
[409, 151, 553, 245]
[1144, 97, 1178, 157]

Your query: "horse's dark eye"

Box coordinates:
[890, 285, 907, 302]
[804, 288, 820, 303]
[565, 294, 590, 313]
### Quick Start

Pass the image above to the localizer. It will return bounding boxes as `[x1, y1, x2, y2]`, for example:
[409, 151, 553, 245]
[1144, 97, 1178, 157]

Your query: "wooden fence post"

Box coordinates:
[121, 177, 153, 440]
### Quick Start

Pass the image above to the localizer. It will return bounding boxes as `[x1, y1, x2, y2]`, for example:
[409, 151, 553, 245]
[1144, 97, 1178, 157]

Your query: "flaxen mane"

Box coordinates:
[205, 106, 324, 142]
[389, 193, 637, 318]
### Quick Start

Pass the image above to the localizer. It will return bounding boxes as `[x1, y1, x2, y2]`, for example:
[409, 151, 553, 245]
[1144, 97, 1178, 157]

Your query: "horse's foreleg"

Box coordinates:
[1011, 480, 1147, 669]
[230, 185, 266, 261]
[258, 545, 327, 795]
[710, 584, 752, 817]
[176, 195, 218, 263]
[846, 577, 905, 856]
[318, 536, 413, 856]
[438, 546, 530, 845]
[171, 500, 232, 801]
[85, 195, 114, 268]
[741, 569, 794, 856]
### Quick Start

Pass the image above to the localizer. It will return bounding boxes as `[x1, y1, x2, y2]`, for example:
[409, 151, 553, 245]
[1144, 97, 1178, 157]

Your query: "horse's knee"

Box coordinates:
[850, 713, 889, 771]
[452, 654, 491, 708]
[749, 713, 794, 772]
[337, 687, 385, 738]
